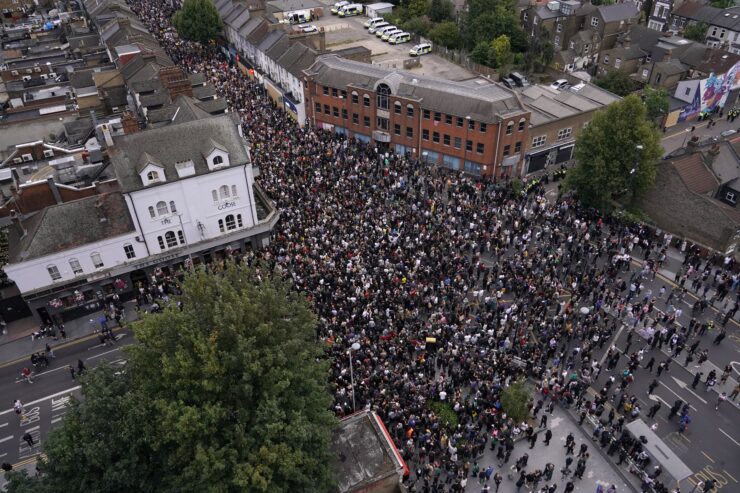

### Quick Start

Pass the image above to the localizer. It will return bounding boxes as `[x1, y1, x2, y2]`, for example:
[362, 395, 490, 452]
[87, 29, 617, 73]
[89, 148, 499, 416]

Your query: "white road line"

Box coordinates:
[88, 347, 122, 360]
[0, 435, 14, 444]
[0, 453, 6, 458]
[719, 428, 740, 447]
[24, 426, 39, 433]
[0, 422, 8, 428]
[51, 417, 63, 424]
[659, 382, 698, 411]
[0, 386, 80, 417]
[27, 365, 69, 378]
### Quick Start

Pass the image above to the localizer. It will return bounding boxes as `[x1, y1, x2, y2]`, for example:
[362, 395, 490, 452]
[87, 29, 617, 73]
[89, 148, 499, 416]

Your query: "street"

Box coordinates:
[0, 329, 133, 470]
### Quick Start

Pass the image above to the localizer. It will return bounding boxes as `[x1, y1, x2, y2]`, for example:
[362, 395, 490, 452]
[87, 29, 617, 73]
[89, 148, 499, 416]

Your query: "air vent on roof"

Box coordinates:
[547, 0, 559, 10]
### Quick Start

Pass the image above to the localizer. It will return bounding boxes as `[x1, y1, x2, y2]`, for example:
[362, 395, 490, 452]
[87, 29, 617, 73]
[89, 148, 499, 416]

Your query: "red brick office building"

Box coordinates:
[303, 56, 531, 178]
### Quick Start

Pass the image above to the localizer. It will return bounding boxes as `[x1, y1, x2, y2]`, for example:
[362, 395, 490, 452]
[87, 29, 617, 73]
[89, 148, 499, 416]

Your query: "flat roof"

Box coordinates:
[625, 419, 693, 481]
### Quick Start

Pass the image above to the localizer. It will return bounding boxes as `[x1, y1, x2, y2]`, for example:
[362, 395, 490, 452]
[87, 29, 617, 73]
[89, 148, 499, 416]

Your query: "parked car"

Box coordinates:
[509, 72, 530, 87]
[501, 77, 516, 89]
[338, 3, 362, 16]
[409, 43, 432, 56]
[550, 79, 569, 90]
[300, 24, 318, 33]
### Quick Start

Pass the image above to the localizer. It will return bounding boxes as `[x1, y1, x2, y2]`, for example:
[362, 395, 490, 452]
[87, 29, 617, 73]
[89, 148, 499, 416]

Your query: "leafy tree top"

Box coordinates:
[173, 0, 223, 44]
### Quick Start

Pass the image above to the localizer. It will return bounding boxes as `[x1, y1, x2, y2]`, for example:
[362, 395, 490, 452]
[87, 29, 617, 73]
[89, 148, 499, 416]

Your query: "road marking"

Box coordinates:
[725, 470, 738, 483]
[24, 426, 39, 433]
[51, 416, 63, 424]
[0, 435, 14, 443]
[600, 324, 626, 366]
[671, 376, 709, 404]
[0, 422, 8, 428]
[0, 453, 5, 458]
[88, 347, 122, 360]
[0, 386, 80, 417]
[718, 428, 740, 447]
[659, 382, 698, 410]
[21, 365, 68, 379]
[702, 451, 715, 463]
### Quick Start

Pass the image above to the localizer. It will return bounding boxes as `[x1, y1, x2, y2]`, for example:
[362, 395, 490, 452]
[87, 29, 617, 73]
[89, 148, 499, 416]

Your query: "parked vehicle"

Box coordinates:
[282, 10, 311, 24]
[409, 43, 432, 56]
[550, 79, 569, 90]
[331, 1, 349, 14]
[375, 25, 397, 37]
[382, 28, 403, 41]
[501, 77, 516, 89]
[338, 3, 363, 16]
[368, 21, 389, 34]
[509, 71, 530, 87]
[299, 24, 318, 33]
[364, 17, 384, 28]
[388, 32, 411, 44]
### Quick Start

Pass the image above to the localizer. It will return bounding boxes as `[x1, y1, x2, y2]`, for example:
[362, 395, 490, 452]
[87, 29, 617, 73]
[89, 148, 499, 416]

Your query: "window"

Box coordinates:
[218, 219, 225, 233]
[434, 112, 441, 122]
[643, 69, 650, 78]
[457, 117, 463, 127]
[211, 190, 218, 203]
[148, 206, 155, 218]
[323, 86, 329, 96]
[315, 102, 321, 113]
[353, 113, 359, 125]
[332, 106, 339, 117]
[351, 92, 359, 104]
[323, 104, 330, 114]
[503, 144, 511, 157]
[69, 258, 83, 275]
[124, 244, 136, 259]
[423, 109, 430, 119]
[557, 128, 572, 141]
[726, 191, 737, 204]
[47, 264, 61, 281]
[468, 119, 475, 130]
[169, 201, 177, 213]
[225, 214, 237, 230]
[432, 132, 440, 143]
[364, 116, 370, 127]
[219, 185, 230, 199]
[341, 90, 347, 99]
[532, 135, 547, 148]
[445, 114, 452, 125]
[237, 214, 243, 228]
[591, 16, 599, 27]
[614, 58, 622, 69]
[406, 127, 414, 138]
[423, 129, 430, 140]
[377, 117, 389, 130]
[231, 185, 237, 197]
[407, 105, 414, 117]
[177, 231, 185, 244]
[603, 54, 610, 65]
[91, 252, 104, 268]
[506, 122, 513, 135]
[156, 201, 169, 216]
[158, 236, 165, 249]
[394, 101, 402, 114]
[443, 134, 451, 146]
[363, 94, 370, 107]
[212, 155, 224, 166]
[480, 122, 487, 133]
[710, 26, 718, 37]
[515, 141, 521, 153]
[518, 119, 526, 131]
[377, 84, 391, 109]
[394, 123, 401, 136]
[684, 86, 691, 96]
[584, 44, 590, 54]
[146, 170, 160, 182]
[341, 108, 348, 120]
[331, 87, 338, 97]
[165, 231, 178, 248]
[476, 143, 484, 154]
[454, 137, 462, 149]
[466, 140, 473, 152]
[556, 23, 562, 33]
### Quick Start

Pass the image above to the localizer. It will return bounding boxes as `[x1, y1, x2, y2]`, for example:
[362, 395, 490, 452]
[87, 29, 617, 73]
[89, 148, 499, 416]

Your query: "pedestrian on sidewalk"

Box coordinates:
[528, 433, 537, 449]
[577, 443, 588, 458]
[540, 414, 548, 428]
[730, 383, 740, 401]
[59, 324, 66, 340]
[493, 472, 502, 492]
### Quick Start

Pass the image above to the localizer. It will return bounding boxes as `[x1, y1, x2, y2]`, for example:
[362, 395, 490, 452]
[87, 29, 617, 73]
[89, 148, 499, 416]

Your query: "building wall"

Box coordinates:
[4, 231, 142, 294]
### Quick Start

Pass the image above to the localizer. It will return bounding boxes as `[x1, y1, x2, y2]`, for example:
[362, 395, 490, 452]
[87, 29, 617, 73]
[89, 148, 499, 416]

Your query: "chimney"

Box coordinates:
[10, 210, 26, 238]
[159, 66, 193, 100]
[663, 48, 673, 62]
[121, 110, 140, 134]
[623, 34, 631, 50]
[46, 176, 62, 204]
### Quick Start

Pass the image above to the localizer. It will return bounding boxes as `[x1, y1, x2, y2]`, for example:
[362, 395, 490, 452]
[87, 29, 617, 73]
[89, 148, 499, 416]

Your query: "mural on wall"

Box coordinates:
[677, 61, 740, 123]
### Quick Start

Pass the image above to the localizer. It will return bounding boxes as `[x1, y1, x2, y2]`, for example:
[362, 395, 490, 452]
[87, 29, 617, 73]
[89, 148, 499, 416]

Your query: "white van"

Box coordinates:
[331, 1, 349, 14]
[338, 3, 362, 16]
[381, 28, 403, 41]
[409, 43, 432, 56]
[282, 10, 311, 24]
[364, 17, 384, 28]
[368, 21, 390, 34]
[375, 25, 397, 37]
[389, 32, 411, 44]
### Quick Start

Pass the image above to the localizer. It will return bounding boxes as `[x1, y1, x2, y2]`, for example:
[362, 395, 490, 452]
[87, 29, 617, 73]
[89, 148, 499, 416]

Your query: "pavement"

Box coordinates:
[661, 115, 740, 154]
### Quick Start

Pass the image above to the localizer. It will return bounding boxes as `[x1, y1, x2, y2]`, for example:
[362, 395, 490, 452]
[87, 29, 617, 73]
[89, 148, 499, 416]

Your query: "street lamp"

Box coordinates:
[349, 342, 361, 412]
[681, 127, 691, 147]
[629, 145, 643, 202]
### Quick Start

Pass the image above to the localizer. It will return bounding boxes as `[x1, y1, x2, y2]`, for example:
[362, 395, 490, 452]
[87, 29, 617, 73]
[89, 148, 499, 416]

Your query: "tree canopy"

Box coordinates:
[565, 95, 663, 209]
[5, 264, 337, 493]
[643, 87, 669, 123]
[173, 0, 223, 44]
[500, 380, 532, 422]
[683, 22, 708, 43]
[594, 70, 637, 97]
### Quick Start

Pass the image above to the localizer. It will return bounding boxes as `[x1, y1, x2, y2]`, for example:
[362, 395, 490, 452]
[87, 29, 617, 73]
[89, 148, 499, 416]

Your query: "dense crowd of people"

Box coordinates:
[114, 2, 737, 491]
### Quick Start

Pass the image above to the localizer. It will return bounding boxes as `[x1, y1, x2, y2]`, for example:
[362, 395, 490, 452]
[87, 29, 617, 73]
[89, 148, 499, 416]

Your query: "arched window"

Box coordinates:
[351, 91, 359, 104]
[212, 190, 218, 202]
[169, 201, 177, 213]
[157, 236, 165, 250]
[518, 118, 526, 131]
[91, 252, 103, 268]
[146, 170, 160, 182]
[225, 214, 236, 230]
[213, 155, 224, 166]
[376, 84, 391, 110]
[69, 258, 83, 275]
[219, 185, 230, 199]
[148, 206, 155, 218]
[506, 121, 514, 135]
[394, 101, 401, 114]
[47, 264, 61, 281]
[237, 214, 243, 228]
[407, 104, 414, 117]
[156, 201, 168, 216]
[165, 231, 177, 247]
[363, 94, 370, 107]
[218, 219, 225, 233]
[231, 185, 237, 197]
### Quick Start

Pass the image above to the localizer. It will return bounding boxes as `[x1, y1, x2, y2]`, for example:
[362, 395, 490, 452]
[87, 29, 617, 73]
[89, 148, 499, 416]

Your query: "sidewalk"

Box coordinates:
[662, 115, 740, 154]
[0, 302, 139, 367]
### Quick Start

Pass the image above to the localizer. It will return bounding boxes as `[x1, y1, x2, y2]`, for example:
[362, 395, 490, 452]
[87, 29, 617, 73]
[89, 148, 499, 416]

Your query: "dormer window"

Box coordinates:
[213, 155, 224, 166]
[147, 170, 160, 182]
[205, 140, 230, 170]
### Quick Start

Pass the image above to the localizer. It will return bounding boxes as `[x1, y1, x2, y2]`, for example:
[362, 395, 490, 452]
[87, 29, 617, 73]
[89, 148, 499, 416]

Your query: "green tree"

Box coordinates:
[401, 16, 433, 36]
[565, 95, 663, 209]
[471, 40, 491, 65]
[710, 0, 734, 8]
[429, 0, 454, 22]
[172, 0, 223, 44]
[683, 22, 708, 42]
[523, 29, 553, 71]
[10, 264, 337, 493]
[429, 21, 461, 49]
[594, 70, 636, 97]
[406, 0, 431, 20]
[500, 380, 532, 422]
[489, 34, 513, 68]
[643, 87, 669, 123]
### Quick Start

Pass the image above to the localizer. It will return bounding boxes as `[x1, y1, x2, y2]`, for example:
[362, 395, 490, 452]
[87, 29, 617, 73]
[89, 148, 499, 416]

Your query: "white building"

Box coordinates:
[4, 114, 278, 323]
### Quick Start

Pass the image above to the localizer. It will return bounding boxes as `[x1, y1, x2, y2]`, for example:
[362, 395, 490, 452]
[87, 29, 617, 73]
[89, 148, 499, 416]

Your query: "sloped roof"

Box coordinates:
[597, 2, 639, 23]
[672, 1, 703, 19]
[655, 59, 688, 76]
[8, 193, 135, 263]
[694, 49, 740, 74]
[672, 152, 719, 194]
[146, 94, 214, 126]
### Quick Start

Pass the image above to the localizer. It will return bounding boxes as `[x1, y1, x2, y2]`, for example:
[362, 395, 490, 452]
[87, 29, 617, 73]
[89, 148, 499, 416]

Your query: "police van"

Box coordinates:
[338, 3, 362, 16]
[368, 21, 389, 34]
[389, 32, 411, 44]
[375, 25, 397, 38]
[364, 17, 385, 28]
[409, 43, 432, 56]
[331, 1, 349, 14]
[381, 28, 403, 41]
[282, 10, 311, 24]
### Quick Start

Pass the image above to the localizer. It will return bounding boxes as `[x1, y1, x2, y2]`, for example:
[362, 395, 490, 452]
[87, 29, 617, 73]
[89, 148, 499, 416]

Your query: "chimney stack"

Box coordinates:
[663, 48, 673, 62]
[121, 111, 140, 134]
[10, 210, 26, 238]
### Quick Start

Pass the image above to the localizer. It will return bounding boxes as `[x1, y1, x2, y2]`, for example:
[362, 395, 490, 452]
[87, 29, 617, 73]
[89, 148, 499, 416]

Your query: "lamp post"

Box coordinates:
[629, 144, 643, 202]
[349, 342, 361, 412]
[681, 127, 691, 148]
[463, 115, 471, 172]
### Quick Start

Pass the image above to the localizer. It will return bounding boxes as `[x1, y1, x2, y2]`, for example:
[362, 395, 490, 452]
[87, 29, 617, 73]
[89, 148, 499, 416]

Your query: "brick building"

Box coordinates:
[303, 56, 531, 178]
